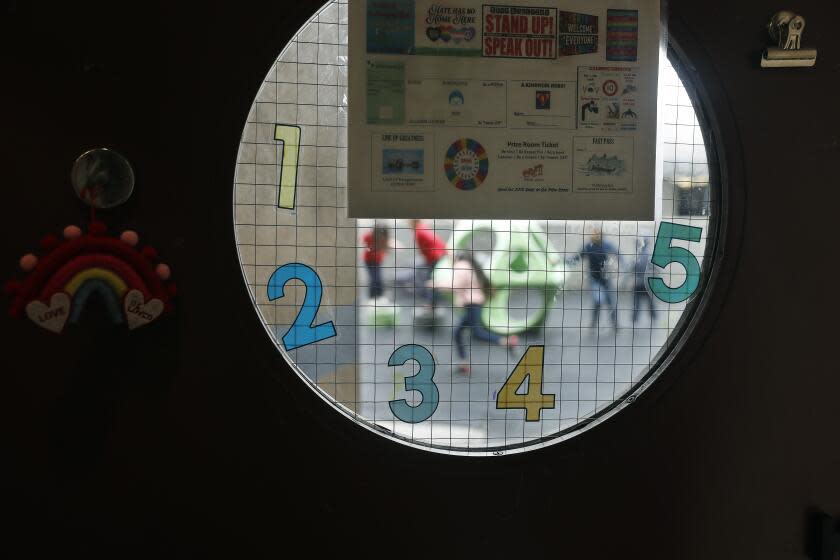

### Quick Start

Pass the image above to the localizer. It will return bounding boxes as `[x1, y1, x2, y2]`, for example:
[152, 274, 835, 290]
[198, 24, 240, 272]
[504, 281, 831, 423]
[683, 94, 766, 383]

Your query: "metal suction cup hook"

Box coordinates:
[71, 148, 135, 209]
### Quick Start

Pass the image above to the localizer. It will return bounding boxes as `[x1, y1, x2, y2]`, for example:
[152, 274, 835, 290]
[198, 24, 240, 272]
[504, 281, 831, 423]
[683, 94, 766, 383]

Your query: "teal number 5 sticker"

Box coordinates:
[648, 222, 703, 304]
[388, 345, 439, 424]
[267, 263, 336, 351]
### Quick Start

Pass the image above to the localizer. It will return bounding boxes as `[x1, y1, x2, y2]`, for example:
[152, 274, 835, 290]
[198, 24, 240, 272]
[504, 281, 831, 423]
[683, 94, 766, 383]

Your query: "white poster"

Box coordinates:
[349, 0, 661, 219]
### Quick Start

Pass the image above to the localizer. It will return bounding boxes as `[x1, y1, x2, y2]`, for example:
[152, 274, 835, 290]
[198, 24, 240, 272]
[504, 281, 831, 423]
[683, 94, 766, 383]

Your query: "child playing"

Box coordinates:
[441, 252, 519, 374]
[410, 219, 447, 303]
[632, 237, 657, 325]
[362, 224, 391, 300]
[568, 230, 619, 328]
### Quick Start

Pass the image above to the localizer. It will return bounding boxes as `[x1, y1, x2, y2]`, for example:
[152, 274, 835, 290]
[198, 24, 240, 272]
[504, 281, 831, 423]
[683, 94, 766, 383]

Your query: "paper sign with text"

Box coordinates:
[349, 0, 661, 219]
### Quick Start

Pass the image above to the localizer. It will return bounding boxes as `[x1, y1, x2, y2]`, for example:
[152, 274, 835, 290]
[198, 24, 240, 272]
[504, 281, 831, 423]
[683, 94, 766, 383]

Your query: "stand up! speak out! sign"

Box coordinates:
[482, 5, 557, 59]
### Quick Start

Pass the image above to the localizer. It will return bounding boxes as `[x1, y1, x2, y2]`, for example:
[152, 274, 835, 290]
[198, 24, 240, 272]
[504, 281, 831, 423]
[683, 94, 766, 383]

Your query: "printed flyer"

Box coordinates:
[350, 0, 662, 219]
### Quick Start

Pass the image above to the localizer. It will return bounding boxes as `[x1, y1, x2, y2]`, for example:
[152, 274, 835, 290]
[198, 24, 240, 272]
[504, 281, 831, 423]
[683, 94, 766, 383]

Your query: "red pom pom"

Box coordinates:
[155, 263, 171, 280]
[4, 280, 22, 296]
[40, 234, 60, 250]
[141, 246, 158, 260]
[63, 225, 83, 240]
[19, 253, 38, 272]
[120, 230, 139, 247]
[167, 283, 178, 297]
[89, 221, 107, 236]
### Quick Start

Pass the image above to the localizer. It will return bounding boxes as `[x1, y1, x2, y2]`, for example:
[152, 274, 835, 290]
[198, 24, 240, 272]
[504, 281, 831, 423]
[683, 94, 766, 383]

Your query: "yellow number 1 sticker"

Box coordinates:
[496, 346, 555, 422]
[274, 124, 301, 210]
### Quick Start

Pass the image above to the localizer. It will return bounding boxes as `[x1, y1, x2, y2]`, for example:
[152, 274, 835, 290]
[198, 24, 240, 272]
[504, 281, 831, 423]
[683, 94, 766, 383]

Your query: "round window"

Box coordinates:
[233, 0, 718, 455]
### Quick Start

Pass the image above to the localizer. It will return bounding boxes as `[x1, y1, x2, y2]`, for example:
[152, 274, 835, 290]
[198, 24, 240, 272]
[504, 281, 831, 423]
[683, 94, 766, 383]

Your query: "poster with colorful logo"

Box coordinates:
[558, 11, 599, 56]
[415, 0, 482, 56]
[349, 0, 662, 220]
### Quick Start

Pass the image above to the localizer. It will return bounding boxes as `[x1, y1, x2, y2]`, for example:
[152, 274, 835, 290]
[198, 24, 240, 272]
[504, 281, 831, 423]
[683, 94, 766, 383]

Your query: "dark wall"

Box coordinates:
[2, 1, 838, 557]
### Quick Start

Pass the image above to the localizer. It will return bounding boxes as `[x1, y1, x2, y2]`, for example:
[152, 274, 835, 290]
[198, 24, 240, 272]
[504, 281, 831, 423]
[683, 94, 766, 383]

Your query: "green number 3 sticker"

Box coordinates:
[648, 221, 703, 304]
[388, 345, 439, 424]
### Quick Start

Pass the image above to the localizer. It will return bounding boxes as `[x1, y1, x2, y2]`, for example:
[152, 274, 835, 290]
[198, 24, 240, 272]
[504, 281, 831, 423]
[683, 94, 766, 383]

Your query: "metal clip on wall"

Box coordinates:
[761, 10, 817, 68]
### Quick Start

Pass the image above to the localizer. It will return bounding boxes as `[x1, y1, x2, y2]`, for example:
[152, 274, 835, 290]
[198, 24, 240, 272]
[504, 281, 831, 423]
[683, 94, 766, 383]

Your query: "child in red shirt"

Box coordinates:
[410, 219, 447, 303]
[411, 219, 446, 267]
[362, 225, 390, 300]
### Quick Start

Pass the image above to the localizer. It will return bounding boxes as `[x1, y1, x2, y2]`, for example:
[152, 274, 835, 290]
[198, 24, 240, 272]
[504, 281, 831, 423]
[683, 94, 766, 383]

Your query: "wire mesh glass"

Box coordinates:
[233, 0, 718, 455]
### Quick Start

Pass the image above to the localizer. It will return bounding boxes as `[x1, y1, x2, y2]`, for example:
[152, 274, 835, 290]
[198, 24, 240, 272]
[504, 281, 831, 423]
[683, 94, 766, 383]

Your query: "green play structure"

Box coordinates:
[432, 221, 566, 335]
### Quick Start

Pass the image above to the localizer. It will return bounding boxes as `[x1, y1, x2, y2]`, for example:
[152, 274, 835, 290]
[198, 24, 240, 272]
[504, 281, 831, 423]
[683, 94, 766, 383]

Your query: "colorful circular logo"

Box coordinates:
[603, 79, 619, 96]
[444, 138, 489, 191]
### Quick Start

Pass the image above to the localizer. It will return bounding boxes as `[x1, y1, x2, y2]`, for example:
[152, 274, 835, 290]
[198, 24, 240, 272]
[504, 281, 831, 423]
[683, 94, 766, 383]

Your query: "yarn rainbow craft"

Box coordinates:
[5, 221, 175, 334]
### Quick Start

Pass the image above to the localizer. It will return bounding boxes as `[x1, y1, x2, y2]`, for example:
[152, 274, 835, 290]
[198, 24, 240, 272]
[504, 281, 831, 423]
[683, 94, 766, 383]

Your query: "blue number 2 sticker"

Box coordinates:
[267, 263, 336, 351]
[648, 222, 703, 304]
[388, 345, 439, 424]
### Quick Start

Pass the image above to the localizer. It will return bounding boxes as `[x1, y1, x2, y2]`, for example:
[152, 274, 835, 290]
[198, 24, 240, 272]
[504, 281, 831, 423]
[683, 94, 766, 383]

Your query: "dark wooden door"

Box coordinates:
[2, 1, 838, 557]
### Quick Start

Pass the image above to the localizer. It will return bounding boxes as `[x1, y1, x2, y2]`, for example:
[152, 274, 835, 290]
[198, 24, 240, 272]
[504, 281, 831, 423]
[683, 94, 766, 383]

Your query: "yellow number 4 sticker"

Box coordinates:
[496, 346, 555, 422]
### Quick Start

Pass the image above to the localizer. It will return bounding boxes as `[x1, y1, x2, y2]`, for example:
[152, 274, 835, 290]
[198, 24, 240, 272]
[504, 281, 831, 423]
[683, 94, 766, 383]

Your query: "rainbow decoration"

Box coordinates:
[606, 9, 639, 62]
[425, 25, 477, 44]
[444, 138, 489, 191]
[5, 222, 175, 334]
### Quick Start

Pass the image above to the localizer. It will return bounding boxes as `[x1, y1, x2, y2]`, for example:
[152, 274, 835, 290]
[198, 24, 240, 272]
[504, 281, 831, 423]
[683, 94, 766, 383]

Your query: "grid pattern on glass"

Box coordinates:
[233, 0, 716, 455]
